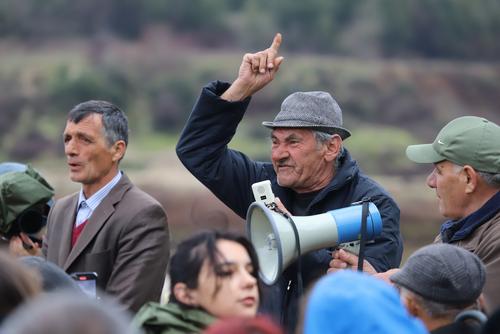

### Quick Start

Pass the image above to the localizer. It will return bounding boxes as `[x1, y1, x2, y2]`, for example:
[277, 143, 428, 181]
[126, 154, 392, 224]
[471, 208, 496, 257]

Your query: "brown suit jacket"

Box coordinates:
[43, 174, 170, 313]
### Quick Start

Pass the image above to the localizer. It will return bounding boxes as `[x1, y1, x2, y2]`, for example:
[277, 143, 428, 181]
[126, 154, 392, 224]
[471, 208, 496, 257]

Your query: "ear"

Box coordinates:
[462, 165, 478, 194]
[323, 135, 342, 162]
[173, 283, 199, 307]
[403, 294, 422, 318]
[111, 140, 126, 162]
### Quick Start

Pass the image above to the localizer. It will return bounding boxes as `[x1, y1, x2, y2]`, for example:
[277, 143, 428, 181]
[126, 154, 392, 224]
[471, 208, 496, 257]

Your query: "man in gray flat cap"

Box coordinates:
[392, 243, 486, 334]
[176, 34, 402, 332]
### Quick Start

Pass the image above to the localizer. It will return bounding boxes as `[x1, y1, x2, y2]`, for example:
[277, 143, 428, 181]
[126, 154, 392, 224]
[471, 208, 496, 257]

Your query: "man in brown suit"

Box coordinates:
[43, 100, 169, 312]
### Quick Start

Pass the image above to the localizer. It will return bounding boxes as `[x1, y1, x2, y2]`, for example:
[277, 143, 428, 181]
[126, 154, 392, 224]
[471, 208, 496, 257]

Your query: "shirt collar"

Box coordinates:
[77, 171, 122, 211]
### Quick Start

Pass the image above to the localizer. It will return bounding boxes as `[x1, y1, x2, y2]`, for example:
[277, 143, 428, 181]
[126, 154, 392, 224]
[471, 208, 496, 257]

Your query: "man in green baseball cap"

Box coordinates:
[406, 116, 499, 220]
[407, 116, 500, 314]
[330, 116, 500, 315]
[406, 116, 499, 174]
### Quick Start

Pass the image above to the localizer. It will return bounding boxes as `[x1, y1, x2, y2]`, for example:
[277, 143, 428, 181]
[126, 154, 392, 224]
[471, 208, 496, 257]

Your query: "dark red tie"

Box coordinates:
[71, 220, 88, 247]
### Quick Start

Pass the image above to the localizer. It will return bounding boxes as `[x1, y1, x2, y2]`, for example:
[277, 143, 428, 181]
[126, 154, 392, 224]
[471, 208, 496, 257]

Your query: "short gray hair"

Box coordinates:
[398, 286, 473, 320]
[313, 130, 333, 145]
[312, 130, 344, 169]
[452, 163, 500, 188]
[68, 100, 128, 147]
[477, 171, 500, 188]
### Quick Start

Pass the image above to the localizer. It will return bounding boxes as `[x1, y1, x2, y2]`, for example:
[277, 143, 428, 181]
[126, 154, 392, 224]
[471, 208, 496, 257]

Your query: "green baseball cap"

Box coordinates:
[406, 116, 500, 173]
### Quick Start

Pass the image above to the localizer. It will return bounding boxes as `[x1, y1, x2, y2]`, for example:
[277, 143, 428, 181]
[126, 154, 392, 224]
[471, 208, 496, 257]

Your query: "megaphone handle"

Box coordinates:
[357, 199, 369, 272]
[283, 213, 304, 297]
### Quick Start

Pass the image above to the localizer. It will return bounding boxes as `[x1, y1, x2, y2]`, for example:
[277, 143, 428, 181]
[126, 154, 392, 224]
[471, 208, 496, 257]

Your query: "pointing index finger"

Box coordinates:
[267, 33, 282, 69]
[270, 33, 282, 52]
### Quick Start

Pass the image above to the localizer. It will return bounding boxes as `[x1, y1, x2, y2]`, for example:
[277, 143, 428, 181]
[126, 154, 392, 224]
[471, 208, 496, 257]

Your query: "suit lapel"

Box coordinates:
[63, 174, 133, 271]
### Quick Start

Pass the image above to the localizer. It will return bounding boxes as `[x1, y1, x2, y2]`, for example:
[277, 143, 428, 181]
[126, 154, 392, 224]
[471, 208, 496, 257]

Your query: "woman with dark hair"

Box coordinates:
[134, 230, 261, 334]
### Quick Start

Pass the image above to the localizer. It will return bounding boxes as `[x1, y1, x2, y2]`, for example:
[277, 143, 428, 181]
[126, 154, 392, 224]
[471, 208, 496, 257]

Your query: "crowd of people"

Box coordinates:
[0, 33, 499, 334]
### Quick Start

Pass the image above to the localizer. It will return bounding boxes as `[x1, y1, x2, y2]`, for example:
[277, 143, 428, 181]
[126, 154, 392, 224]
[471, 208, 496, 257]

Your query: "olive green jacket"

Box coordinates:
[134, 302, 216, 334]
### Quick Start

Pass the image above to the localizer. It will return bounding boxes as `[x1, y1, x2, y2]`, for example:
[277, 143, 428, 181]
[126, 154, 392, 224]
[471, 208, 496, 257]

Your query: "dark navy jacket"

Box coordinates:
[176, 81, 403, 331]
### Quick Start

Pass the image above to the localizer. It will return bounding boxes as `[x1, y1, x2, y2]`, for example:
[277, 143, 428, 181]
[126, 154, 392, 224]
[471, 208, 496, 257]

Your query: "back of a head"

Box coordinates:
[0, 292, 139, 334]
[0, 252, 41, 323]
[18, 256, 79, 293]
[303, 271, 427, 334]
[391, 243, 486, 307]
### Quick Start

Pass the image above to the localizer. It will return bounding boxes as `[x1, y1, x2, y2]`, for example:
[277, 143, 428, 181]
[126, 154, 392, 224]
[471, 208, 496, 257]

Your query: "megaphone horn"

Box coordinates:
[246, 202, 382, 285]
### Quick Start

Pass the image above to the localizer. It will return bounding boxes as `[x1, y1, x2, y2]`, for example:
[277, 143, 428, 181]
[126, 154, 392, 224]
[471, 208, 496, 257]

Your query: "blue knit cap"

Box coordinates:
[304, 271, 427, 334]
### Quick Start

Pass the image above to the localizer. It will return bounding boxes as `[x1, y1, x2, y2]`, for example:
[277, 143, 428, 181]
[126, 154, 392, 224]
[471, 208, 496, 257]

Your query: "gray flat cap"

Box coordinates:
[262, 91, 351, 139]
[391, 243, 485, 305]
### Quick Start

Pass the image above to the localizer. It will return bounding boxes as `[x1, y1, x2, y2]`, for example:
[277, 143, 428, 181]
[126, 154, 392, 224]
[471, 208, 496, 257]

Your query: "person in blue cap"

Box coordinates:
[303, 271, 427, 334]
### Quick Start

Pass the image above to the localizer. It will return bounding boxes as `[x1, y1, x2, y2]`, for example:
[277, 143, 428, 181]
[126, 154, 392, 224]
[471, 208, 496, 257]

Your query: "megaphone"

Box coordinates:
[246, 202, 383, 285]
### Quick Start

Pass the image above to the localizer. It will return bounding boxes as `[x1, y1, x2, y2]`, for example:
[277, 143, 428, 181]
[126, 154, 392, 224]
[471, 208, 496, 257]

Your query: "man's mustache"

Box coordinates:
[276, 159, 293, 168]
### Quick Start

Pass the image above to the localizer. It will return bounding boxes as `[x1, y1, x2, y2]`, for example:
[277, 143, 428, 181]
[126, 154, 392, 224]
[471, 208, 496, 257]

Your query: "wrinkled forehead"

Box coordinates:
[64, 113, 104, 133]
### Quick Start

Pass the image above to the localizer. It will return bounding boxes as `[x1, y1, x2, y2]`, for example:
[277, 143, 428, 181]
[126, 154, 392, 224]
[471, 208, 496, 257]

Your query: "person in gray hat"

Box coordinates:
[176, 34, 402, 333]
[391, 243, 487, 334]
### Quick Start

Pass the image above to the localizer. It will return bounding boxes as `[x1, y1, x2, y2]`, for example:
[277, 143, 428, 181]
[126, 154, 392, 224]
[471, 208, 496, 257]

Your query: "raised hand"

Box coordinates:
[222, 33, 284, 101]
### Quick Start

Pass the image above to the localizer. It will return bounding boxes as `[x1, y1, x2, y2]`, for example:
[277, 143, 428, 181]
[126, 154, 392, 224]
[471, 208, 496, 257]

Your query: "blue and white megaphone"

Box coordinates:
[246, 202, 383, 285]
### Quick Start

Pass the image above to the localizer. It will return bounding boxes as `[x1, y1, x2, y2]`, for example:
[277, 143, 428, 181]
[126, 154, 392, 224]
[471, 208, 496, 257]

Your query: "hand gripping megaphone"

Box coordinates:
[246, 202, 383, 285]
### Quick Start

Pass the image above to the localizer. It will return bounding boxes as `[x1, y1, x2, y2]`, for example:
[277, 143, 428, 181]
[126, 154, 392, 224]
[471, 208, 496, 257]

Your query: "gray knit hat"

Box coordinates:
[262, 91, 351, 139]
[391, 243, 485, 305]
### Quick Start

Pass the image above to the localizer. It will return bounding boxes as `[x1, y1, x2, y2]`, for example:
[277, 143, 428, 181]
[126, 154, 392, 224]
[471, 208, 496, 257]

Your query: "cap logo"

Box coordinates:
[437, 139, 445, 145]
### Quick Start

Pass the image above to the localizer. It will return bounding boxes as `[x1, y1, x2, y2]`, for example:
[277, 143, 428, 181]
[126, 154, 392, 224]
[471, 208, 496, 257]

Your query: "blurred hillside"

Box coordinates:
[1, 0, 499, 163]
[2, 0, 500, 59]
[1, 35, 498, 173]
[1, 0, 499, 258]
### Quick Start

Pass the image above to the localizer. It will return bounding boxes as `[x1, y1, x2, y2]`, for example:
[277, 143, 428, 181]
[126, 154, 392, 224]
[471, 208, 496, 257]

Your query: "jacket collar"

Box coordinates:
[135, 302, 216, 333]
[441, 191, 500, 243]
[320, 148, 358, 192]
